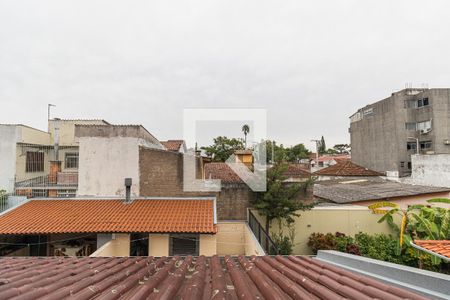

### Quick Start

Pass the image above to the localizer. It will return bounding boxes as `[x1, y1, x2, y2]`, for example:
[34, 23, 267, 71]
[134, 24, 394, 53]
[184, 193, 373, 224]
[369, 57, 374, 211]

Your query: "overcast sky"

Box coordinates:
[1, 1, 450, 150]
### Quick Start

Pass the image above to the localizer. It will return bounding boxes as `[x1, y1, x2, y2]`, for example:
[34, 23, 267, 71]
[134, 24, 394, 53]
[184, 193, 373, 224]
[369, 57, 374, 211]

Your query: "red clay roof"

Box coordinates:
[414, 240, 450, 259]
[0, 256, 427, 299]
[204, 162, 244, 183]
[161, 140, 184, 152]
[284, 164, 311, 178]
[313, 160, 384, 177]
[0, 199, 216, 234]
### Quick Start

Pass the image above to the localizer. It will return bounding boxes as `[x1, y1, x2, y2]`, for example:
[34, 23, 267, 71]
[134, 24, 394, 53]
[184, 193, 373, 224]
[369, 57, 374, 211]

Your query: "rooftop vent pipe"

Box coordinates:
[125, 178, 132, 203]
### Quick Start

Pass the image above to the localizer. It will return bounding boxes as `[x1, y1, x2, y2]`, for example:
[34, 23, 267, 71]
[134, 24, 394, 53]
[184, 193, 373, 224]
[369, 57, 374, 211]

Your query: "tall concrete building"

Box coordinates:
[350, 88, 450, 176]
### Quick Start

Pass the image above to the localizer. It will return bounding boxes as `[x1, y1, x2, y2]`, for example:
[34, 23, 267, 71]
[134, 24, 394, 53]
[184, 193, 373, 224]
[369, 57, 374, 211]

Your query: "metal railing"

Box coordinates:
[247, 209, 279, 255]
[15, 172, 78, 188]
[0, 194, 28, 213]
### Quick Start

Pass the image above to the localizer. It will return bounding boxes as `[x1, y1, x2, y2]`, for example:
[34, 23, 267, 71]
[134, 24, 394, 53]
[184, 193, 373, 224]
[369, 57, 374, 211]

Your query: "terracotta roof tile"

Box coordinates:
[161, 140, 184, 152]
[314, 160, 384, 176]
[283, 164, 311, 178]
[204, 162, 244, 183]
[0, 256, 428, 299]
[0, 199, 216, 234]
[414, 240, 450, 259]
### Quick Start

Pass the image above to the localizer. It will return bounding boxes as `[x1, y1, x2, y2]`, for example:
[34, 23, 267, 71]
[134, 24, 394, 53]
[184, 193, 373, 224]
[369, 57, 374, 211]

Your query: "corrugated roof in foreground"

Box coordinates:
[0, 255, 428, 300]
[0, 199, 216, 234]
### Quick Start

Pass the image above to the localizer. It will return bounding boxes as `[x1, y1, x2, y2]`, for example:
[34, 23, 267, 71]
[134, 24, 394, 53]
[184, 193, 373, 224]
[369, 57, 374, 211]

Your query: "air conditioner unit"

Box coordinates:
[444, 139, 450, 145]
[420, 128, 432, 134]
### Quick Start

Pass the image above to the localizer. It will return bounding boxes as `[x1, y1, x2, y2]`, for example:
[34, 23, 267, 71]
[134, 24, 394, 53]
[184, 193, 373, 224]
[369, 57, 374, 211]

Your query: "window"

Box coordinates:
[32, 189, 47, 198]
[405, 123, 416, 130]
[400, 161, 405, 168]
[169, 234, 199, 256]
[363, 108, 374, 117]
[130, 233, 149, 256]
[407, 142, 417, 151]
[408, 162, 412, 170]
[318, 161, 324, 167]
[417, 120, 432, 132]
[418, 98, 429, 107]
[420, 141, 432, 150]
[65, 153, 79, 169]
[26, 152, 44, 172]
[405, 100, 417, 108]
[57, 190, 77, 198]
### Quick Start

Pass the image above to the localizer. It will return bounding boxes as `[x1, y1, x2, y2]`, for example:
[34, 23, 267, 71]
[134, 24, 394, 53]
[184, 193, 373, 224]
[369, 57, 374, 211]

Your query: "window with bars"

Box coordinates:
[169, 234, 199, 256]
[26, 152, 44, 172]
[65, 153, 79, 169]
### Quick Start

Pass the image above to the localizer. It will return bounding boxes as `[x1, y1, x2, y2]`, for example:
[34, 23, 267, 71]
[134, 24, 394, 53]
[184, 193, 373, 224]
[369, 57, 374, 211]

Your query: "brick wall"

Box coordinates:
[139, 147, 314, 221]
[139, 147, 208, 197]
[139, 147, 253, 220]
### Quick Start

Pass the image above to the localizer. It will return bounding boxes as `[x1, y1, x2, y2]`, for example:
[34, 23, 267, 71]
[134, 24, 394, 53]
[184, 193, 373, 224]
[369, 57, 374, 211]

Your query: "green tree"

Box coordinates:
[265, 140, 287, 163]
[371, 198, 450, 265]
[319, 136, 326, 154]
[332, 144, 350, 154]
[242, 124, 250, 148]
[286, 143, 310, 162]
[201, 136, 244, 162]
[253, 162, 314, 233]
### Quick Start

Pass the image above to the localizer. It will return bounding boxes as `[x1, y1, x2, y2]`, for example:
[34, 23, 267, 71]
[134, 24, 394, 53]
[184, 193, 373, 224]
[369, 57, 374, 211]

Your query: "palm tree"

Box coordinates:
[242, 124, 250, 148]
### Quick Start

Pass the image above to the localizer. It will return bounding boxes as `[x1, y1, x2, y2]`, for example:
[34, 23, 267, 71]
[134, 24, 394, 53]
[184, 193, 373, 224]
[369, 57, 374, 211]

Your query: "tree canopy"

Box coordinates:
[201, 136, 244, 162]
[253, 162, 314, 233]
[265, 140, 310, 163]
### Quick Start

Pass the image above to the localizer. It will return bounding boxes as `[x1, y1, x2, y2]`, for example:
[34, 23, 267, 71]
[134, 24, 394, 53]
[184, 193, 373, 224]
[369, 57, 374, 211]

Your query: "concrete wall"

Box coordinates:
[77, 137, 141, 197]
[90, 233, 130, 257]
[48, 119, 108, 146]
[255, 206, 393, 255]
[350, 89, 450, 176]
[149, 234, 170, 256]
[407, 154, 450, 188]
[0, 126, 19, 192]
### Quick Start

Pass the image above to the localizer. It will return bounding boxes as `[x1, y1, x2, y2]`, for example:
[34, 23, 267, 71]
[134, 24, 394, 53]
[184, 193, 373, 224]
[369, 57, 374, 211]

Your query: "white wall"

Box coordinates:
[406, 154, 450, 187]
[77, 137, 142, 197]
[0, 126, 18, 192]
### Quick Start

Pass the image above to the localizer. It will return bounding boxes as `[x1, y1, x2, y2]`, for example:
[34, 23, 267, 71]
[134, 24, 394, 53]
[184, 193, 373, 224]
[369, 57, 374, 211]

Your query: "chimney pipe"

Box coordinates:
[125, 178, 132, 202]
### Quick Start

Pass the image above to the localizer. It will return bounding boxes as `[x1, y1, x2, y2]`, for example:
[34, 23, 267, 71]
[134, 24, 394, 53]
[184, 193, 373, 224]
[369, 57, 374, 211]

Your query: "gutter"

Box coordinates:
[410, 241, 450, 262]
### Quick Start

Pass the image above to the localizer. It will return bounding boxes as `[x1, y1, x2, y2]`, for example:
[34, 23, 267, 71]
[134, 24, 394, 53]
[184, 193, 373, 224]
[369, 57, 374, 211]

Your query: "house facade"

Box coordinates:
[0, 119, 109, 197]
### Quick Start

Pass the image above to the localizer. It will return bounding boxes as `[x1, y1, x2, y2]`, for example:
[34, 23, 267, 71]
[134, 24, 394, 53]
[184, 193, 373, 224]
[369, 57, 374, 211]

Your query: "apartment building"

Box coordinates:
[350, 88, 450, 176]
[0, 119, 109, 197]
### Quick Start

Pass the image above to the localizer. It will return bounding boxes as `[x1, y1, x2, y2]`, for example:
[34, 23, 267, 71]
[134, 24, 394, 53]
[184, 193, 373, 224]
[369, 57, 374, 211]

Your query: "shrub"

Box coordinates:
[307, 233, 336, 254]
[272, 233, 294, 255]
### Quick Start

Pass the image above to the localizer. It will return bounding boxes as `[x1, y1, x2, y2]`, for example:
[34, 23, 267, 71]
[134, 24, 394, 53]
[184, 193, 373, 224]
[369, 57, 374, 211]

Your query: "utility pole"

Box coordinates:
[47, 104, 56, 132]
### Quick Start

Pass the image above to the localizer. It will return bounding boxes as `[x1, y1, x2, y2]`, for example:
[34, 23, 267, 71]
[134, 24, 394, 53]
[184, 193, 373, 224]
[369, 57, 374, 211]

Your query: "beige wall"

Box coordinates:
[19, 126, 51, 145]
[216, 222, 265, 256]
[199, 234, 217, 256]
[355, 192, 450, 209]
[90, 233, 130, 257]
[149, 234, 169, 256]
[253, 206, 394, 255]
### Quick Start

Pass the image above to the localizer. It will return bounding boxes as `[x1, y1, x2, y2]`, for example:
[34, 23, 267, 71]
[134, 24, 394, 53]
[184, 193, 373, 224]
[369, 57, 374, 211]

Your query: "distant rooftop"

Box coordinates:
[314, 178, 450, 204]
[161, 140, 185, 152]
[314, 160, 383, 177]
